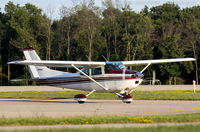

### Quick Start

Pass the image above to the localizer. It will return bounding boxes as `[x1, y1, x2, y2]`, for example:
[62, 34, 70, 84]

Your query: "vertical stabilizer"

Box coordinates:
[23, 46, 68, 79]
[23, 46, 40, 79]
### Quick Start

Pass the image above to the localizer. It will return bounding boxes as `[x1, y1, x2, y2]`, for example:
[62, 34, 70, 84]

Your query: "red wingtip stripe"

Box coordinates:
[23, 46, 34, 51]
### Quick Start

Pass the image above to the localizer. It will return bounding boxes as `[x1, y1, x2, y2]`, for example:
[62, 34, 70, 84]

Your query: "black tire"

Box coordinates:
[78, 101, 85, 104]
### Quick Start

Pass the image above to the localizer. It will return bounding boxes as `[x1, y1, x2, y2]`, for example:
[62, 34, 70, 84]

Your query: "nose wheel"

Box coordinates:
[74, 94, 87, 103]
[118, 93, 133, 104]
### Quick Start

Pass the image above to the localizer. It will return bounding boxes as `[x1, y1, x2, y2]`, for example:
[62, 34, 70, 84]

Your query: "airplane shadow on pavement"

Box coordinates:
[0, 99, 98, 104]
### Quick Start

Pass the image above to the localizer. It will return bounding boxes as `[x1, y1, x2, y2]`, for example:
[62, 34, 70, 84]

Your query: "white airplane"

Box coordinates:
[8, 46, 195, 103]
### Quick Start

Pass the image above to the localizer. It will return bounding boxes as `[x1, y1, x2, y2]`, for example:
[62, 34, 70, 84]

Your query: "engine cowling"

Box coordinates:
[74, 94, 87, 103]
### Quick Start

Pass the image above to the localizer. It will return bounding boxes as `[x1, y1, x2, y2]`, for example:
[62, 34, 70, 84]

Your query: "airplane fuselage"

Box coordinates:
[35, 70, 143, 92]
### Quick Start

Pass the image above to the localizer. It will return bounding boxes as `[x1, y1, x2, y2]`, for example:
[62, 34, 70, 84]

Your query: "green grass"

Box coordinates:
[1, 113, 200, 126]
[0, 90, 200, 100]
[0, 91, 116, 99]
[1, 125, 200, 132]
[133, 90, 200, 100]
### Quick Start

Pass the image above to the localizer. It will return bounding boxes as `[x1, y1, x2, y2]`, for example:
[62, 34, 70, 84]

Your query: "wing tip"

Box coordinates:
[7, 60, 24, 64]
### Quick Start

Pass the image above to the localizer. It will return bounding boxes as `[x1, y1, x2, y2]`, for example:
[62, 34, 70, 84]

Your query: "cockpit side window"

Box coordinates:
[81, 69, 89, 75]
[92, 68, 102, 75]
[81, 67, 102, 76]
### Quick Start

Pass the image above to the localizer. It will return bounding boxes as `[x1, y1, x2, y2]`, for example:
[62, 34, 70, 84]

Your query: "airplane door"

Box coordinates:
[91, 67, 105, 91]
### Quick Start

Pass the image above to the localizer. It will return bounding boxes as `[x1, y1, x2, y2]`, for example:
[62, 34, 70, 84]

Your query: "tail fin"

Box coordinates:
[23, 46, 67, 79]
[23, 46, 41, 78]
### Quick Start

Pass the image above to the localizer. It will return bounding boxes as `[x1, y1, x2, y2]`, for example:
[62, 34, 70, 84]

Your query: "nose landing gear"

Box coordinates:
[74, 94, 87, 103]
[118, 93, 133, 104]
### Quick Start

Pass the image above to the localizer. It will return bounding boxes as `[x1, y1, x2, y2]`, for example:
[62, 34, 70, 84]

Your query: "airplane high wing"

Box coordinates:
[122, 58, 195, 65]
[122, 58, 195, 73]
[8, 58, 195, 67]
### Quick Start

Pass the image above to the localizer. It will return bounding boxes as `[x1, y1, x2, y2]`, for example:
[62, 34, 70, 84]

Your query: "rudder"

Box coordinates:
[23, 46, 68, 79]
[23, 46, 41, 79]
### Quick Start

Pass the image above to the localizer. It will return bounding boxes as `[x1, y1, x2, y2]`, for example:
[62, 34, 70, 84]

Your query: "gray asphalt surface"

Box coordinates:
[0, 99, 200, 118]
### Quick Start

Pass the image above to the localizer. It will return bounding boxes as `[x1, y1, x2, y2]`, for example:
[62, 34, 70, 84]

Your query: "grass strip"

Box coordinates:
[0, 90, 200, 100]
[133, 90, 200, 100]
[1, 113, 200, 126]
[2, 125, 200, 132]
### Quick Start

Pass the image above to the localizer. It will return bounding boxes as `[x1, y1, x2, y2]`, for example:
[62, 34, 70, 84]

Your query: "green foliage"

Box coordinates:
[156, 35, 185, 82]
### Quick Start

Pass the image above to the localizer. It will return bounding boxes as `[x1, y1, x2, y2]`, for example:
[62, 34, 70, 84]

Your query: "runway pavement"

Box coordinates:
[0, 99, 200, 118]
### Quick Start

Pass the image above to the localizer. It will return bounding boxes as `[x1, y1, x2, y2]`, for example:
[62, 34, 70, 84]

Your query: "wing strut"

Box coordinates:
[71, 64, 108, 91]
[140, 63, 151, 73]
[86, 89, 96, 97]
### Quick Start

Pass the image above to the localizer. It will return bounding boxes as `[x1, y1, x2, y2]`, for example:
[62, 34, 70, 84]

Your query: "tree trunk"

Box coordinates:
[67, 25, 70, 60]
[114, 31, 118, 60]
[174, 76, 176, 85]
[192, 43, 199, 85]
[7, 64, 10, 81]
[106, 34, 110, 61]
[46, 21, 51, 60]
[195, 59, 199, 85]
[126, 42, 131, 61]
[169, 77, 172, 85]
[132, 46, 138, 61]
[48, 25, 51, 60]
[88, 32, 93, 61]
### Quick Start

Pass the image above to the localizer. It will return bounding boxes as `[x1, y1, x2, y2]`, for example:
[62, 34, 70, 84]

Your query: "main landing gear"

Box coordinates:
[74, 90, 95, 104]
[74, 92, 133, 104]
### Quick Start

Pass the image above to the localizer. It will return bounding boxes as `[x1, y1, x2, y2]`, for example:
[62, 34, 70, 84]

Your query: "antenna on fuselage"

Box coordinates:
[102, 55, 108, 62]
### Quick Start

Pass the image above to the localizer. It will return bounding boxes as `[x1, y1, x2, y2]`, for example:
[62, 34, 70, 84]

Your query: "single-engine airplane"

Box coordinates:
[8, 46, 195, 103]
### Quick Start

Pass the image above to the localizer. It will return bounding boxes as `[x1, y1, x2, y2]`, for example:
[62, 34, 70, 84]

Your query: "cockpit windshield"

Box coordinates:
[105, 62, 125, 73]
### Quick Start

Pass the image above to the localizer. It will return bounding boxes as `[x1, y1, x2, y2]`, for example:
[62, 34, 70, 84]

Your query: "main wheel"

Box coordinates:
[77, 101, 85, 104]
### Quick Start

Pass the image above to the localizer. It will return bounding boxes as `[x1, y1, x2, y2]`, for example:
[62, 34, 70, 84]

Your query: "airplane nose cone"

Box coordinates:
[136, 72, 144, 78]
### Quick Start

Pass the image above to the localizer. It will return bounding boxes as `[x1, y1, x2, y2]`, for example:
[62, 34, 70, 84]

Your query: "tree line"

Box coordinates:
[0, 0, 200, 86]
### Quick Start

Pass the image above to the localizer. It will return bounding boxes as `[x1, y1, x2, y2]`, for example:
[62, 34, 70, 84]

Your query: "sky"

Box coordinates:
[0, 0, 200, 19]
